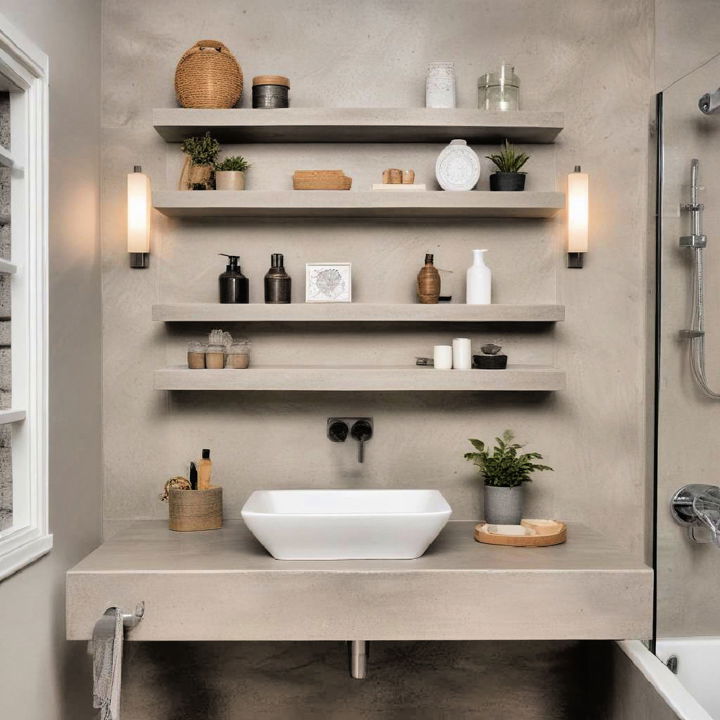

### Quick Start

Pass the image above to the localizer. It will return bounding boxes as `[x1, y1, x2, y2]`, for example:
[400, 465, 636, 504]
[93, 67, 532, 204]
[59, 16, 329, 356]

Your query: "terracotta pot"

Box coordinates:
[215, 170, 246, 190]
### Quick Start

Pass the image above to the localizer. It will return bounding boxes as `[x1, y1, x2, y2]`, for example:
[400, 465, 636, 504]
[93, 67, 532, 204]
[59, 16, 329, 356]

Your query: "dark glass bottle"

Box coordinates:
[264, 253, 291, 304]
[218, 254, 249, 304]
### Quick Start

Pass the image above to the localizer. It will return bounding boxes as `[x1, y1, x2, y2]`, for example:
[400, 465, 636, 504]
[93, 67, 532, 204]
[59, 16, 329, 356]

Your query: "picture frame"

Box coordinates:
[305, 263, 352, 303]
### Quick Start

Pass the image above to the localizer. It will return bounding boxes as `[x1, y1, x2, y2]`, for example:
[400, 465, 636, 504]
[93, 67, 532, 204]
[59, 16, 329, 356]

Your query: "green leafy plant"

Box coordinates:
[486, 140, 529, 174]
[181, 132, 220, 166]
[464, 430, 552, 488]
[215, 155, 251, 172]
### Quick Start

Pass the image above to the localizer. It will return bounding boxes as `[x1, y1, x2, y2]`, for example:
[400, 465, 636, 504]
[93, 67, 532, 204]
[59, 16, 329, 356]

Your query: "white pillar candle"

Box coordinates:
[452, 338, 472, 370]
[433, 345, 453, 370]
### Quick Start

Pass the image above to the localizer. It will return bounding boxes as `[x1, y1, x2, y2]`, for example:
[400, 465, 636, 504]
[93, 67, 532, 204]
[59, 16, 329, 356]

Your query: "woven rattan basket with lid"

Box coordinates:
[175, 40, 243, 109]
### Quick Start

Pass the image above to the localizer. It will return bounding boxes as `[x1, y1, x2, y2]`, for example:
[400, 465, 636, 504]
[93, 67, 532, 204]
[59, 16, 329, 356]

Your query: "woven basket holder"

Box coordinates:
[175, 40, 243, 109]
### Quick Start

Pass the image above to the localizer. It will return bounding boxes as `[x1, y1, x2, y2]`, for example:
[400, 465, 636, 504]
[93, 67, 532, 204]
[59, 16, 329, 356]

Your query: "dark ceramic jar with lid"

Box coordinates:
[252, 75, 290, 108]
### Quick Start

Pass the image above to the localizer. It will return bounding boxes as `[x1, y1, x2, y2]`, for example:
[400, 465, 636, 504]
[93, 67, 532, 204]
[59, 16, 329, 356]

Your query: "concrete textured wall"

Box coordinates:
[655, 52, 720, 638]
[99, 0, 654, 717]
[655, 0, 720, 92]
[0, 1, 103, 718]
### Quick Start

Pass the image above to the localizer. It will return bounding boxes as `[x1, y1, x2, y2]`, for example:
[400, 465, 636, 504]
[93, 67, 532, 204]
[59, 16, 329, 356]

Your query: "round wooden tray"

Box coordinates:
[473, 519, 567, 547]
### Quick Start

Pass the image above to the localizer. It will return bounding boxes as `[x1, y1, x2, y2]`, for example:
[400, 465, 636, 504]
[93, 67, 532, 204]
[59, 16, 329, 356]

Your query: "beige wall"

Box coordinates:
[101, 0, 653, 545]
[656, 53, 720, 637]
[655, 0, 720, 91]
[100, 0, 654, 716]
[653, 0, 720, 638]
[0, 1, 103, 718]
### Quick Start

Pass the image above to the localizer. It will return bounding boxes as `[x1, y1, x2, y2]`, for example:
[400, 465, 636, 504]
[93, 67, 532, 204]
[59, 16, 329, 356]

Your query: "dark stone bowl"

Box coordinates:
[473, 354, 508, 369]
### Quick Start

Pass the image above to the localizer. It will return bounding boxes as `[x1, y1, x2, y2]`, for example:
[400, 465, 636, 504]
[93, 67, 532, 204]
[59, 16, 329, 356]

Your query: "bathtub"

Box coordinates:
[619, 640, 716, 719]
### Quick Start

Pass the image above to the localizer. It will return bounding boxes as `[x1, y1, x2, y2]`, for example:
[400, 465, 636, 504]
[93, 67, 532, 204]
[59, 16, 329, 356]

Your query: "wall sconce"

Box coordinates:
[127, 165, 151, 269]
[567, 165, 588, 268]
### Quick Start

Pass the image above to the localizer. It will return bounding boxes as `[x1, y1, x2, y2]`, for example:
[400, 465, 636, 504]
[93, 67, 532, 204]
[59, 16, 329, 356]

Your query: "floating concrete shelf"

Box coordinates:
[152, 303, 566, 323]
[152, 108, 564, 144]
[154, 366, 566, 392]
[66, 520, 652, 641]
[153, 190, 564, 218]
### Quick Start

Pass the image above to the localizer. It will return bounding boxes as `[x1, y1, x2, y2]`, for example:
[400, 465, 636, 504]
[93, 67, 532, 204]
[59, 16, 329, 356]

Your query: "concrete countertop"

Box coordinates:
[66, 520, 652, 641]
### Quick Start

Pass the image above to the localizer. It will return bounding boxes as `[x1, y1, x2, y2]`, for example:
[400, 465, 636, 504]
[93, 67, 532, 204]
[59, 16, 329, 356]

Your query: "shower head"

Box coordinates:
[699, 87, 720, 114]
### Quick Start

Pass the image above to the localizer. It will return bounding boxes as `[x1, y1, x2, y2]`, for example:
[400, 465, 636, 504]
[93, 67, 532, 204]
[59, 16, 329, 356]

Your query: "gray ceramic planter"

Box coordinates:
[484, 485, 523, 524]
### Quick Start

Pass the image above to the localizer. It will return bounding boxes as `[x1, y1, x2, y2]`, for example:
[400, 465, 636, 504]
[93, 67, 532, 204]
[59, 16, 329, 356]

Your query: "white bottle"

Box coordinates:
[466, 249, 492, 304]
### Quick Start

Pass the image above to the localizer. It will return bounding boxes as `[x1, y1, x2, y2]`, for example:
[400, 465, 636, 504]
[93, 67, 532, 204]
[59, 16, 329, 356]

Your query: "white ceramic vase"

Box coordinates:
[466, 249, 492, 304]
[435, 139, 481, 191]
[215, 171, 245, 190]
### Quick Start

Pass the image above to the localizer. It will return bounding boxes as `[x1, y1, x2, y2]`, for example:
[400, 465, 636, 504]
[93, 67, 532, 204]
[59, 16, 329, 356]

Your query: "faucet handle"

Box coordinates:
[350, 420, 373, 463]
[327, 419, 349, 442]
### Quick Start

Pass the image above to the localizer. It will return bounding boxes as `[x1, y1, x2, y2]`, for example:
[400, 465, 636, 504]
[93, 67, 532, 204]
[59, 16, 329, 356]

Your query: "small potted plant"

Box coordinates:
[486, 140, 529, 191]
[214, 155, 250, 191]
[464, 430, 552, 524]
[179, 132, 220, 190]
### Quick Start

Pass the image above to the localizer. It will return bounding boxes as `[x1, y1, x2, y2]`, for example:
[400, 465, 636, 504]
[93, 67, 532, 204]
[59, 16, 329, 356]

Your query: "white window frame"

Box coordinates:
[0, 15, 50, 581]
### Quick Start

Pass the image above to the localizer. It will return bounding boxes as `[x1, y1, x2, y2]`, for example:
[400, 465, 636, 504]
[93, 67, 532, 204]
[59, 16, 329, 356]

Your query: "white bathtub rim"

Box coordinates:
[617, 640, 713, 720]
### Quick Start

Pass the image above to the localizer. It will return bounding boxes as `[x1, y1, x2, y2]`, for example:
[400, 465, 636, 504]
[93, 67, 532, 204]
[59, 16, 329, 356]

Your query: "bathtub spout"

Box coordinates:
[671, 484, 720, 546]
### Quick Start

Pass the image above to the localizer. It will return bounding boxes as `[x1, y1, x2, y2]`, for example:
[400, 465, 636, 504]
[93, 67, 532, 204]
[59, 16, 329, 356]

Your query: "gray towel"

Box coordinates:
[89, 608, 124, 720]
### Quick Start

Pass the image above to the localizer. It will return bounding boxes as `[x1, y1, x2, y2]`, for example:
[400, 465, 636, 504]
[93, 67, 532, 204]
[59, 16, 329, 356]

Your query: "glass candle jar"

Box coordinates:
[426, 62, 456, 108]
[478, 64, 519, 111]
[187, 342, 206, 369]
[205, 344, 226, 369]
[226, 341, 251, 369]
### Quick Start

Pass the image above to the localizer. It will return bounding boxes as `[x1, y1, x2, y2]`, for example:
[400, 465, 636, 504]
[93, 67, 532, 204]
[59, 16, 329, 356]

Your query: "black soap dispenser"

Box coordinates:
[264, 253, 291, 304]
[218, 254, 249, 304]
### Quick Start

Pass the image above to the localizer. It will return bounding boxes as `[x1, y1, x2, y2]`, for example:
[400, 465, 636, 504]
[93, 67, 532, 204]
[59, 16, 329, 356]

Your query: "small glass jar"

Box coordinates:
[226, 340, 251, 369]
[478, 64, 519, 111]
[205, 344, 226, 369]
[426, 62, 456, 109]
[187, 342, 206, 369]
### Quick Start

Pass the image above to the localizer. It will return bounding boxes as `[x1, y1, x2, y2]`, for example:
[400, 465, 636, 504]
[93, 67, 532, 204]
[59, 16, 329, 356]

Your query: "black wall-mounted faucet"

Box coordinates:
[327, 417, 373, 463]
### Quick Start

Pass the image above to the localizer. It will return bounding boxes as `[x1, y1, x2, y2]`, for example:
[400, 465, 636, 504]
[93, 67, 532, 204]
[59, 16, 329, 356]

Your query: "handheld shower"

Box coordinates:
[699, 87, 720, 114]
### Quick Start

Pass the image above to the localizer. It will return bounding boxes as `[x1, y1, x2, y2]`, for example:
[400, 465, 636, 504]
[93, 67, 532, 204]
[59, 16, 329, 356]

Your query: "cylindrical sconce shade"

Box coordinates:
[128, 166, 151, 268]
[568, 166, 588, 255]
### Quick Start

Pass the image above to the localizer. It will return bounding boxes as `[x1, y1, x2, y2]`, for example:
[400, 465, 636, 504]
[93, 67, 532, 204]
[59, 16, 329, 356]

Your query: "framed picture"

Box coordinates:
[305, 263, 352, 303]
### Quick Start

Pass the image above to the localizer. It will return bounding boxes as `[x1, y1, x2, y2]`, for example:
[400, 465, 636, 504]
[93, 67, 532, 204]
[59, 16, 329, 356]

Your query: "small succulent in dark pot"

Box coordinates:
[464, 430, 552, 524]
[486, 140, 529, 191]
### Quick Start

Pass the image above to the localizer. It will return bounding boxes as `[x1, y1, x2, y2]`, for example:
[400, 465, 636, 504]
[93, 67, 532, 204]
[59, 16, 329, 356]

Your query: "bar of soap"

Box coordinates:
[486, 524, 533, 536]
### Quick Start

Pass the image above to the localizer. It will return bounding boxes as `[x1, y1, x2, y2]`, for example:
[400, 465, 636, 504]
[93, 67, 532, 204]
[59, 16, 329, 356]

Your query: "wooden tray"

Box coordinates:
[293, 170, 352, 190]
[474, 519, 566, 547]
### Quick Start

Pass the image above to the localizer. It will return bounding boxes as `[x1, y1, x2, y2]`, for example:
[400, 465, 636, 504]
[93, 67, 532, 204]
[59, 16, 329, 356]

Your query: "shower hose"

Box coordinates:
[689, 246, 720, 398]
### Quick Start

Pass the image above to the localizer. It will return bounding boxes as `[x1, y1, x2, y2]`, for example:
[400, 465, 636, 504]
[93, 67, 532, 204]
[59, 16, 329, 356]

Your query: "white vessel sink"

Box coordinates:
[241, 489, 452, 560]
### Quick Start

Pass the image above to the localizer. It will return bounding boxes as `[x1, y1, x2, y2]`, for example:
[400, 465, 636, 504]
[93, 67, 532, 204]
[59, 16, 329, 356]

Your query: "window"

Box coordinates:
[0, 16, 49, 580]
